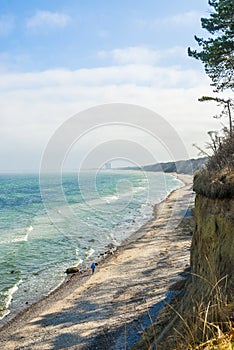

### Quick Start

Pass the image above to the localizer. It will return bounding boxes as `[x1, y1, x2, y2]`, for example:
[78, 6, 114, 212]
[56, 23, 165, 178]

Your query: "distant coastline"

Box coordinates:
[118, 156, 207, 174]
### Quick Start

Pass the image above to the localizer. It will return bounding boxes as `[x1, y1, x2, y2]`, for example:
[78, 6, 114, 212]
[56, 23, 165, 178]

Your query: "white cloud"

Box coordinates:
[98, 46, 187, 65]
[0, 42, 223, 171]
[0, 64, 207, 91]
[137, 11, 201, 29]
[26, 10, 71, 30]
[0, 80, 220, 171]
[160, 11, 201, 26]
[0, 64, 219, 169]
[98, 47, 161, 65]
[0, 15, 14, 36]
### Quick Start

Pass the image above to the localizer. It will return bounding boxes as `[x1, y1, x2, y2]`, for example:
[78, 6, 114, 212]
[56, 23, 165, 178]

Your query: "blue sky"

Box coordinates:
[0, 0, 223, 171]
[1, 0, 208, 71]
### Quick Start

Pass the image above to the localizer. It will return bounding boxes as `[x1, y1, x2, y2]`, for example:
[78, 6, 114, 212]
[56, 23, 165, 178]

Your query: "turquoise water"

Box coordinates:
[0, 170, 182, 321]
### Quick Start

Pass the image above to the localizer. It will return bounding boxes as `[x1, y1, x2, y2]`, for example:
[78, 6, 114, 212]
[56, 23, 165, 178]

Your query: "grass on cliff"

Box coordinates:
[131, 253, 234, 350]
[131, 297, 234, 350]
[193, 327, 234, 349]
[193, 169, 234, 199]
[193, 134, 234, 199]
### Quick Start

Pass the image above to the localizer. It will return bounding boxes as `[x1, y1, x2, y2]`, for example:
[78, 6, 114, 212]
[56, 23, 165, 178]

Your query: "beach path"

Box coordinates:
[0, 174, 193, 350]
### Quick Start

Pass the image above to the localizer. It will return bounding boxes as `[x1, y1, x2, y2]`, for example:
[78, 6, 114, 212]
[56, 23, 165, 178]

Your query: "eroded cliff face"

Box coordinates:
[190, 194, 234, 299]
[153, 191, 234, 348]
[153, 192, 234, 348]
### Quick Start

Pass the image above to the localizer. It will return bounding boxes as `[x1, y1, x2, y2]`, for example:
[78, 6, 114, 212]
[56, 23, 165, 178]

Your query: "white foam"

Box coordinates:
[11, 236, 27, 243]
[132, 186, 146, 193]
[76, 258, 83, 265]
[10, 225, 33, 243]
[102, 195, 119, 203]
[11, 232, 29, 243]
[20, 225, 33, 241]
[5, 279, 23, 309]
[108, 232, 115, 240]
[0, 309, 10, 320]
[85, 248, 95, 259]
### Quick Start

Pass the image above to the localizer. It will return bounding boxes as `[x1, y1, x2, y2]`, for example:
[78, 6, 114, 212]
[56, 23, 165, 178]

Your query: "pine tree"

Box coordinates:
[188, 0, 234, 91]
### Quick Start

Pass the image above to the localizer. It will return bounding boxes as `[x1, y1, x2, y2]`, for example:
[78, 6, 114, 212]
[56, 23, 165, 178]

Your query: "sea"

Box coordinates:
[0, 170, 183, 322]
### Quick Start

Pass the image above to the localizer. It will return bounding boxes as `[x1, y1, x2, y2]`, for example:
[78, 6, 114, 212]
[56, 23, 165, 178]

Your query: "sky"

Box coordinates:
[0, 0, 224, 172]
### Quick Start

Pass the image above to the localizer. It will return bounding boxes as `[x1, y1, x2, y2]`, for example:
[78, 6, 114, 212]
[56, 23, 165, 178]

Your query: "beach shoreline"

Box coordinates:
[0, 173, 194, 350]
[0, 172, 184, 328]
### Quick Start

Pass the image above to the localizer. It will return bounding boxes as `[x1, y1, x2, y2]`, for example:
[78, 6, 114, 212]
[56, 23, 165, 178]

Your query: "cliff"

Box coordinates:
[191, 193, 234, 299]
[160, 174, 234, 348]
[120, 157, 207, 174]
[142, 157, 207, 174]
[132, 172, 234, 349]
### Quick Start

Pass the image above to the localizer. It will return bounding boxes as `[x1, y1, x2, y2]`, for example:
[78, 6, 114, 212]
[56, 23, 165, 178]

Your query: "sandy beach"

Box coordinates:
[0, 174, 194, 350]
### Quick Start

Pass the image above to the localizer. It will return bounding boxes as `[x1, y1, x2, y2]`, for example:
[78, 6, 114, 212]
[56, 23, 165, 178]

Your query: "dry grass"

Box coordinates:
[193, 322, 234, 349]
[131, 273, 234, 350]
[171, 271, 233, 349]
[193, 133, 234, 199]
[193, 170, 234, 199]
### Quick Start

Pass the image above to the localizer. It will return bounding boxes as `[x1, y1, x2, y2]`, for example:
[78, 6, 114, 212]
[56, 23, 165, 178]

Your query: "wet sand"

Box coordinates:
[0, 174, 194, 350]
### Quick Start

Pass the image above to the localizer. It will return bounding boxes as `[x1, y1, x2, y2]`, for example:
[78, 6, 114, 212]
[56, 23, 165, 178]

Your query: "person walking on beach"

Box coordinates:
[91, 262, 96, 274]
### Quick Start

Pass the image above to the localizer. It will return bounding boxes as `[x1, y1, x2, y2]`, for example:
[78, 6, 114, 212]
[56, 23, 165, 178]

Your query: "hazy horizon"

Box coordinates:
[0, 0, 223, 172]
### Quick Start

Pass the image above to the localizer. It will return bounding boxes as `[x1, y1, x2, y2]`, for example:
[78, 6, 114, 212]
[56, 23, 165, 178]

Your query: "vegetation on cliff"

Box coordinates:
[193, 133, 234, 198]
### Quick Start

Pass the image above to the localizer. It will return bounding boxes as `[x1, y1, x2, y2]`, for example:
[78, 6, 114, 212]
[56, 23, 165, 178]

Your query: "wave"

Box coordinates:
[0, 225, 34, 245]
[76, 257, 83, 265]
[11, 235, 28, 243]
[102, 187, 146, 202]
[5, 279, 22, 309]
[132, 186, 146, 193]
[85, 248, 95, 259]
[102, 195, 119, 203]
[10, 225, 33, 243]
[0, 279, 23, 320]
[74, 249, 84, 265]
